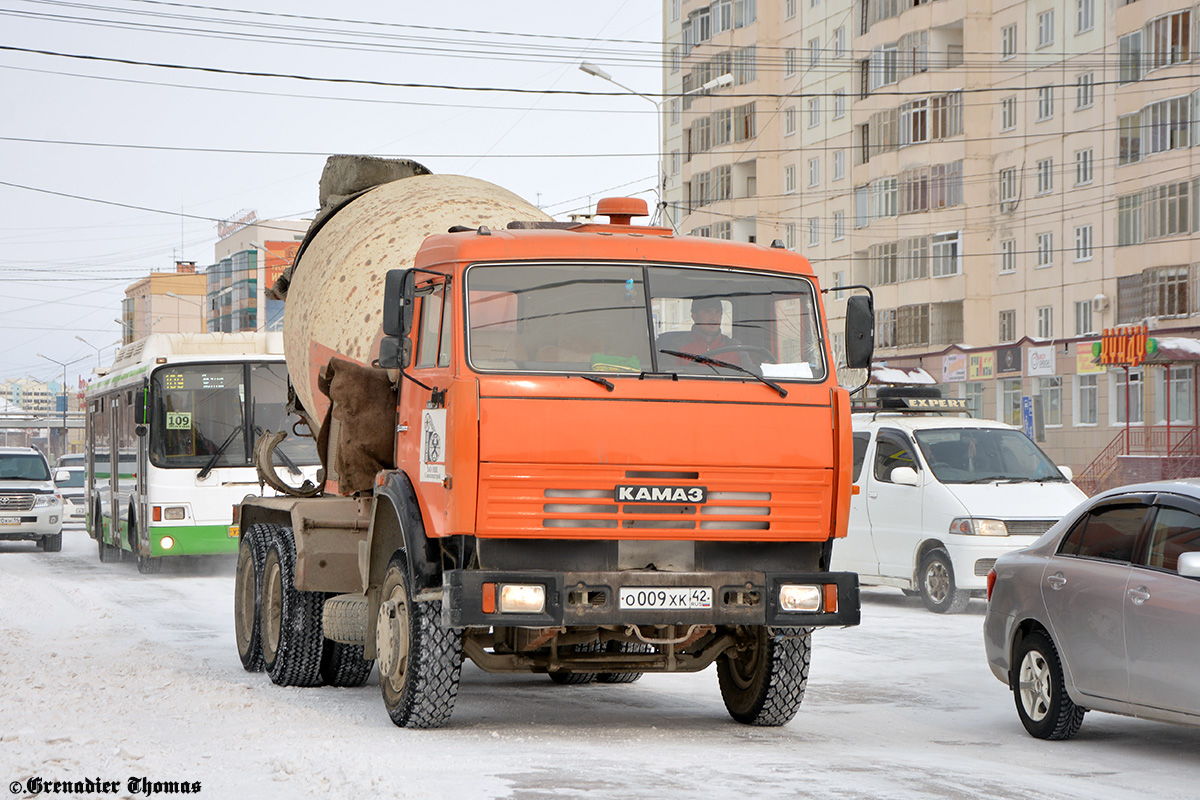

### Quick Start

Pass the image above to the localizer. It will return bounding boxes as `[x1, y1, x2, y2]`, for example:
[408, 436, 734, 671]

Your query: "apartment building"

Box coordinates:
[205, 217, 307, 334]
[663, 0, 1200, 481]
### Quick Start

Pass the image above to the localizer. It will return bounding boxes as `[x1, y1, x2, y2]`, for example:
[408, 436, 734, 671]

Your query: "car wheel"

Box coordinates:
[1012, 631, 1086, 740]
[41, 533, 62, 553]
[918, 549, 970, 614]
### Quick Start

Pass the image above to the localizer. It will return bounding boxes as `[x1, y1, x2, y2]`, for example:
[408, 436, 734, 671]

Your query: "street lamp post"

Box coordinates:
[36, 353, 85, 460]
[74, 335, 102, 368]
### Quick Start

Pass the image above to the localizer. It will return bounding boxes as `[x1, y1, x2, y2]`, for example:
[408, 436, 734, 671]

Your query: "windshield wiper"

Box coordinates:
[578, 374, 614, 392]
[198, 426, 243, 480]
[962, 475, 1003, 484]
[658, 349, 787, 398]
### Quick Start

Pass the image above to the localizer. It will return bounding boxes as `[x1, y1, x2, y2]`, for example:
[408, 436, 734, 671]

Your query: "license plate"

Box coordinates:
[0, 517, 19, 525]
[618, 587, 712, 610]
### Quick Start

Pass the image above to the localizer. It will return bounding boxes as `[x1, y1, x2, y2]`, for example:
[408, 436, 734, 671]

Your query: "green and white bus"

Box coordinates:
[86, 332, 320, 573]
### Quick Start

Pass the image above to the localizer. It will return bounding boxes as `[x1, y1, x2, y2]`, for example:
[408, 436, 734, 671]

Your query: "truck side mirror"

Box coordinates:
[845, 295, 875, 370]
[134, 387, 150, 425]
[377, 336, 413, 370]
[382, 269, 416, 337]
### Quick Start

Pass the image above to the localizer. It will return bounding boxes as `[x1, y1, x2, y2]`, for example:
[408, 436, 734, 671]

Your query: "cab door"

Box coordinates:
[397, 274, 454, 537]
[864, 428, 925, 580]
[836, 431, 880, 574]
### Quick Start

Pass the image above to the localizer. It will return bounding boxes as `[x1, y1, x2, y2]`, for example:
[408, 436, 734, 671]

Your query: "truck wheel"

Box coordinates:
[718, 627, 810, 727]
[234, 523, 273, 672]
[41, 533, 62, 553]
[1013, 631, 1086, 740]
[597, 641, 653, 684]
[377, 552, 462, 728]
[549, 640, 603, 685]
[919, 549, 969, 614]
[321, 641, 374, 688]
[260, 527, 325, 687]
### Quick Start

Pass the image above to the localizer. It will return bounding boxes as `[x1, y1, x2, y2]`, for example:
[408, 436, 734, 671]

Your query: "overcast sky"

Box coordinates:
[0, 0, 661, 386]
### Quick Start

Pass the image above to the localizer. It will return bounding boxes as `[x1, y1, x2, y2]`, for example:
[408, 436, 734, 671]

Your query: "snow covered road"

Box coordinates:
[1, 530, 1196, 799]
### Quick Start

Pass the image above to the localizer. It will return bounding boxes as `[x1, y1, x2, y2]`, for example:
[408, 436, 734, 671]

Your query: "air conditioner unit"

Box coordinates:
[1092, 294, 1110, 313]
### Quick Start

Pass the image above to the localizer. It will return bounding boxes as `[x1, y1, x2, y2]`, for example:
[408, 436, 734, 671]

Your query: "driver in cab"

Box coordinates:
[661, 297, 752, 370]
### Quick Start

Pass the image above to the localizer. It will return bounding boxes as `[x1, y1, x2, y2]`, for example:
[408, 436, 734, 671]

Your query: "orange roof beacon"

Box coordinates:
[234, 156, 875, 728]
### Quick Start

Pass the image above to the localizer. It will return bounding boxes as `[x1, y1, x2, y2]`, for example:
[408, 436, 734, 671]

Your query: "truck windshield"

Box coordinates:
[913, 428, 1066, 484]
[149, 362, 319, 470]
[465, 262, 827, 382]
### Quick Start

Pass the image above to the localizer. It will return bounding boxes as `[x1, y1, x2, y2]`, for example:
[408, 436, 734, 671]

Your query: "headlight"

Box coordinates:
[160, 535, 176, 550]
[163, 506, 186, 521]
[498, 584, 546, 614]
[33, 494, 60, 508]
[779, 584, 823, 612]
[950, 517, 1008, 536]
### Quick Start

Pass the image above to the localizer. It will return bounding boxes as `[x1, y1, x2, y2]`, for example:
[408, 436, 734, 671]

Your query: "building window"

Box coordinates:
[1074, 224, 1093, 261]
[808, 98, 820, 127]
[1037, 305, 1054, 338]
[785, 0, 796, 19]
[671, 0, 680, 22]
[962, 381, 985, 417]
[931, 231, 960, 277]
[1144, 96, 1192, 155]
[1037, 86, 1054, 120]
[832, 211, 845, 241]
[854, 185, 870, 228]
[1036, 158, 1054, 195]
[784, 107, 796, 136]
[833, 27, 846, 58]
[833, 89, 846, 120]
[1001, 24, 1017, 60]
[1000, 378, 1023, 426]
[1145, 11, 1193, 71]
[809, 38, 821, 68]
[1075, 149, 1093, 185]
[833, 150, 845, 181]
[1036, 232, 1054, 267]
[1157, 366, 1195, 423]
[808, 217, 819, 246]
[785, 48, 797, 76]
[999, 309, 1016, 342]
[1147, 265, 1191, 317]
[1119, 113, 1142, 165]
[897, 303, 931, 346]
[808, 157, 820, 188]
[1001, 96, 1017, 131]
[1076, 374, 1099, 425]
[734, 103, 756, 141]
[1119, 31, 1143, 84]
[785, 222, 796, 249]
[1037, 377, 1063, 426]
[1037, 10, 1055, 48]
[1117, 193, 1143, 245]
[872, 241, 900, 284]
[1074, 299, 1094, 335]
[1075, 73, 1094, 108]
[1114, 370, 1145, 424]
[1076, 0, 1094, 33]
[670, 150, 680, 175]
[999, 167, 1018, 212]
[876, 308, 897, 348]
[1000, 239, 1017, 274]
[784, 165, 796, 194]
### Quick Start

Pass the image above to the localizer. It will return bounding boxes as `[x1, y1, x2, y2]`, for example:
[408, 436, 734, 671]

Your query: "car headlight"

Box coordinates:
[33, 494, 61, 508]
[950, 517, 1008, 536]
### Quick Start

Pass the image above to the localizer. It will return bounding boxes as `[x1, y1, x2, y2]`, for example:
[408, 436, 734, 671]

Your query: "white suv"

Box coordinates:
[0, 446, 64, 551]
[832, 402, 1086, 613]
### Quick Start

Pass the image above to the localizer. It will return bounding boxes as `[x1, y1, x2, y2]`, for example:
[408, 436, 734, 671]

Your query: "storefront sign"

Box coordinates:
[996, 345, 1022, 374]
[1099, 325, 1155, 367]
[942, 352, 967, 383]
[968, 352, 995, 380]
[1076, 341, 1104, 374]
[1027, 345, 1055, 377]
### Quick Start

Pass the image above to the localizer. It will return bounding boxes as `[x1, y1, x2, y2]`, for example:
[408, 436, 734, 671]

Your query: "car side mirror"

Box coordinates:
[891, 466, 920, 487]
[1057, 465, 1074, 482]
[845, 295, 875, 370]
[1178, 551, 1200, 578]
[54, 469, 69, 483]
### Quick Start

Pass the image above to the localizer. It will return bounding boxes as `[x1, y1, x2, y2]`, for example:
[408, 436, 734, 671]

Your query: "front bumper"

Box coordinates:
[945, 536, 1039, 590]
[444, 569, 860, 629]
[0, 507, 63, 540]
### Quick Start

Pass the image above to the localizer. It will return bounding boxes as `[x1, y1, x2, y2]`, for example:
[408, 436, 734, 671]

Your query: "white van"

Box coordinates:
[833, 399, 1087, 613]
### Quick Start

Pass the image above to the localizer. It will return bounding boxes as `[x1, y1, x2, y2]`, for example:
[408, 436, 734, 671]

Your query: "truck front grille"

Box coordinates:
[479, 464, 832, 541]
[0, 494, 35, 512]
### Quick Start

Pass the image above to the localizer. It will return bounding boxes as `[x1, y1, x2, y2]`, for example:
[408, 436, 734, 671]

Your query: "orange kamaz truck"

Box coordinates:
[233, 156, 874, 729]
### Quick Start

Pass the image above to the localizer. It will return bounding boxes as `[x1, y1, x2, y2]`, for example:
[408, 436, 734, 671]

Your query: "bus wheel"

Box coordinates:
[260, 527, 325, 687]
[377, 552, 461, 728]
[136, 554, 162, 574]
[98, 537, 122, 563]
[234, 523, 273, 672]
[717, 626, 811, 727]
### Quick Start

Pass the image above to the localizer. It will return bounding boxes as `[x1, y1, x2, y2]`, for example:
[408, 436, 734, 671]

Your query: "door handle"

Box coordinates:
[1046, 572, 1066, 590]
[1127, 586, 1151, 605]
[868, 492, 878, 499]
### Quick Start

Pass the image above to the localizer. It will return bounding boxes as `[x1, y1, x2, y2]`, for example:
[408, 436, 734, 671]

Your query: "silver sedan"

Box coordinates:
[984, 480, 1200, 739]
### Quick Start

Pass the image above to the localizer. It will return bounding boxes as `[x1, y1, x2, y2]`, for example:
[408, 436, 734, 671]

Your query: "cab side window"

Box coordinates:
[873, 431, 918, 483]
[852, 432, 870, 483]
[416, 282, 450, 369]
[1058, 505, 1147, 563]
[1145, 507, 1200, 573]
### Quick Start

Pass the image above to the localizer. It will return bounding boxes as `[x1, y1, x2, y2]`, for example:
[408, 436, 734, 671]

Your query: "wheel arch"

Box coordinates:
[1008, 618, 1052, 691]
[913, 539, 948, 585]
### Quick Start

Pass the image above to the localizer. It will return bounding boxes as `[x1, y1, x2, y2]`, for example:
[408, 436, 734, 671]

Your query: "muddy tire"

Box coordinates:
[321, 640, 374, 688]
[919, 548, 970, 614]
[260, 526, 325, 687]
[41, 533, 62, 552]
[597, 640, 653, 684]
[718, 627, 811, 727]
[377, 552, 461, 728]
[234, 523, 274, 672]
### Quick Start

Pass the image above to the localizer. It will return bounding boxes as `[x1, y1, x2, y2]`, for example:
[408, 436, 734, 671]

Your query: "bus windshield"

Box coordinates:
[149, 362, 319, 470]
[465, 263, 827, 382]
